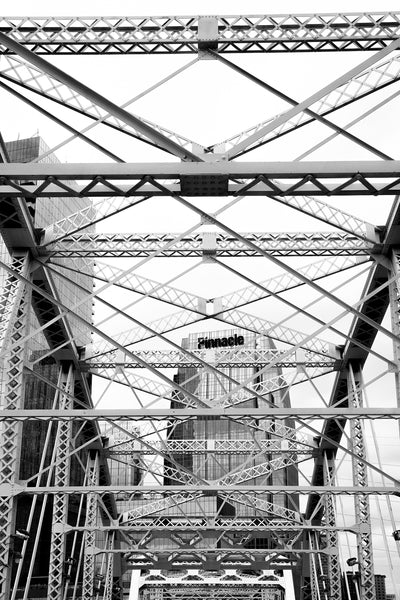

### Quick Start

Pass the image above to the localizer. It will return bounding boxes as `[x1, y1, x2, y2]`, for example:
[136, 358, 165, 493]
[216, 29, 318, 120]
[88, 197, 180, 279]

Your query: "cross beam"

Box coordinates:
[2, 408, 400, 420]
[0, 14, 399, 54]
[45, 231, 373, 258]
[1, 161, 400, 197]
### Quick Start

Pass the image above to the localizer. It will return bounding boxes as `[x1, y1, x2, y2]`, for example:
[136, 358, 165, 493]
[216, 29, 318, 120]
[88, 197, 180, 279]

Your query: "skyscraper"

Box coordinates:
[343, 572, 387, 600]
[168, 328, 299, 516]
[5, 136, 94, 347]
[154, 328, 299, 598]
[3, 135, 97, 598]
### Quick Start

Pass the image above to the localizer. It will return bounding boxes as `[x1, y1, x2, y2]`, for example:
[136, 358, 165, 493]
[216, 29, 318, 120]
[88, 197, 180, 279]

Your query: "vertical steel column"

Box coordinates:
[300, 578, 313, 600]
[310, 546, 321, 600]
[300, 533, 314, 600]
[389, 250, 400, 434]
[323, 452, 342, 600]
[47, 364, 75, 600]
[348, 364, 376, 600]
[103, 532, 115, 600]
[0, 254, 30, 600]
[82, 452, 100, 599]
[308, 533, 321, 600]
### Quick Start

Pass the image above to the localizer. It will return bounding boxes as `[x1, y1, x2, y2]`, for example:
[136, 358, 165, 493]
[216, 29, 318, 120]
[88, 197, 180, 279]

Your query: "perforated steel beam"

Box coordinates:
[45, 231, 373, 257]
[107, 438, 315, 455]
[4, 485, 398, 496]
[3, 407, 398, 420]
[2, 161, 400, 196]
[1, 14, 400, 54]
[348, 365, 376, 600]
[0, 11, 399, 597]
[0, 254, 30, 600]
[81, 453, 100, 600]
[47, 365, 74, 600]
[85, 347, 337, 369]
[306, 200, 400, 521]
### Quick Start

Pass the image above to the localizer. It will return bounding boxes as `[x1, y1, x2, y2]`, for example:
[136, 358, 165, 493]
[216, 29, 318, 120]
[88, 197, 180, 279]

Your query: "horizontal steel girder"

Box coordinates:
[131, 560, 296, 572]
[0, 14, 399, 54]
[45, 231, 372, 257]
[107, 439, 316, 455]
[138, 590, 282, 600]
[4, 484, 399, 496]
[2, 408, 400, 420]
[111, 548, 326, 556]
[84, 348, 338, 369]
[2, 161, 400, 196]
[67, 521, 357, 532]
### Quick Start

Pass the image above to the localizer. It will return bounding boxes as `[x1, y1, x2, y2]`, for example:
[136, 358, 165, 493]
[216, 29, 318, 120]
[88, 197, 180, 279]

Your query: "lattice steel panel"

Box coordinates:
[0, 11, 398, 599]
[1, 13, 400, 54]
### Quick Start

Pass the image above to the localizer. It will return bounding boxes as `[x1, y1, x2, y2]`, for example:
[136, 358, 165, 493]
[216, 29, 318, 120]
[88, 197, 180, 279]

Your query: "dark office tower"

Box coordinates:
[165, 327, 299, 566]
[3, 136, 95, 597]
[5, 136, 94, 347]
[342, 573, 386, 600]
[101, 422, 143, 595]
[375, 574, 387, 600]
[158, 328, 298, 598]
[102, 422, 143, 513]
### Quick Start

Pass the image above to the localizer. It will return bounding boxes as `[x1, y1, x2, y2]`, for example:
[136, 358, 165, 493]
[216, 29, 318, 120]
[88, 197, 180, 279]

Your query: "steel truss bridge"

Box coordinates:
[0, 10, 400, 600]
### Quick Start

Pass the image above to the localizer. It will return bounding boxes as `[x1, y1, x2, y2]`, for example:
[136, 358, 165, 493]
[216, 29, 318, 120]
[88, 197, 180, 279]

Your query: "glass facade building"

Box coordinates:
[167, 328, 299, 519]
[3, 136, 95, 597]
[6, 136, 94, 348]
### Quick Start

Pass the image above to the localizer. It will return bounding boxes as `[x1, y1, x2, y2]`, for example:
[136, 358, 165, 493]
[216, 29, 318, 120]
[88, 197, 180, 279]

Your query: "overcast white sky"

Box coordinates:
[2, 2, 400, 597]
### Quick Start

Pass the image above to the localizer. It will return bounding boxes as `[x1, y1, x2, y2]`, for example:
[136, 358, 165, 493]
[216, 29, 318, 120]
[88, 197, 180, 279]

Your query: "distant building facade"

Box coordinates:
[159, 329, 299, 597]
[6, 136, 94, 347]
[343, 572, 386, 600]
[3, 136, 96, 597]
[167, 328, 299, 521]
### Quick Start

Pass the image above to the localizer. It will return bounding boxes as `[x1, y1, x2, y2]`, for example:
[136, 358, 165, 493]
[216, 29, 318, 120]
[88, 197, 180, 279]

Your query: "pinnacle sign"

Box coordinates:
[197, 334, 245, 350]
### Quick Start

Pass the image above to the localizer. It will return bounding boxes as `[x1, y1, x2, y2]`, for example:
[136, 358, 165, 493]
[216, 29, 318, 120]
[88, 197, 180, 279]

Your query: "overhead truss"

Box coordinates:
[0, 13, 400, 54]
[0, 12, 399, 600]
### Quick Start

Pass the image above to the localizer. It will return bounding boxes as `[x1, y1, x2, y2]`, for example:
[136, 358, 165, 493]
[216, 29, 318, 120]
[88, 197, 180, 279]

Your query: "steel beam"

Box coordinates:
[224, 38, 400, 158]
[348, 365, 376, 600]
[215, 53, 400, 157]
[66, 521, 355, 532]
[1, 14, 400, 54]
[323, 453, 341, 600]
[0, 12, 399, 595]
[47, 365, 74, 600]
[3, 407, 400, 420]
[0, 32, 202, 162]
[85, 347, 337, 370]
[107, 439, 312, 455]
[211, 51, 391, 161]
[4, 485, 399, 496]
[2, 161, 400, 197]
[82, 453, 100, 600]
[0, 254, 30, 600]
[45, 231, 372, 258]
[306, 200, 400, 521]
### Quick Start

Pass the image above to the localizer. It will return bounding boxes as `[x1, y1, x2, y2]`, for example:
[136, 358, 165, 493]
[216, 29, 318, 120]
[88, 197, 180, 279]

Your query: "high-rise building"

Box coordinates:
[2, 136, 97, 598]
[5, 136, 94, 347]
[154, 328, 299, 598]
[375, 574, 387, 600]
[167, 329, 298, 516]
[102, 421, 143, 515]
[343, 572, 386, 600]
